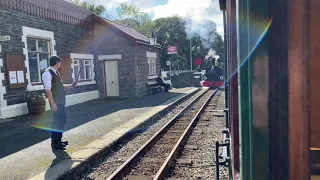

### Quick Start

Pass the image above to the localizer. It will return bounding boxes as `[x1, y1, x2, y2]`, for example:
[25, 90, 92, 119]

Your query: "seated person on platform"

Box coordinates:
[157, 73, 170, 92]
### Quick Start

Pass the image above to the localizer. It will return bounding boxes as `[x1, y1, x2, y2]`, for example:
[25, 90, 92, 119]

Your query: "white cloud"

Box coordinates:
[143, 0, 223, 35]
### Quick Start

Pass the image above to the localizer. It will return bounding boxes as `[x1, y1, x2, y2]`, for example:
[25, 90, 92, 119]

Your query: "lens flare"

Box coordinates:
[31, 113, 65, 133]
[32, 125, 64, 133]
[218, 16, 273, 90]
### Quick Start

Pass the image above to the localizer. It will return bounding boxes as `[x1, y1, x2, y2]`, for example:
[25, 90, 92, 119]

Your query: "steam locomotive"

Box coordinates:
[201, 58, 224, 88]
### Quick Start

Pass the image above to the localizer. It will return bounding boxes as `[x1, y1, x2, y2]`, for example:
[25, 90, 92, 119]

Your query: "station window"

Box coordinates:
[73, 59, 92, 81]
[148, 58, 156, 75]
[27, 38, 51, 83]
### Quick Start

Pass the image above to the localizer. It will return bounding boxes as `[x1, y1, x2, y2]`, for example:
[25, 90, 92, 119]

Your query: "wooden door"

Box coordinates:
[104, 61, 119, 97]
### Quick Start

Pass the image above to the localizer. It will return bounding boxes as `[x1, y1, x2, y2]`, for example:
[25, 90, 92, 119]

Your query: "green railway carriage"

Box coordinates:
[218, 0, 320, 179]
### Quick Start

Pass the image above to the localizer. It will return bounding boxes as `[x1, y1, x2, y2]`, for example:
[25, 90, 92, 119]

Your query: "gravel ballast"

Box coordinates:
[166, 91, 229, 180]
[123, 90, 215, 179]
[75, 89, 208, 180]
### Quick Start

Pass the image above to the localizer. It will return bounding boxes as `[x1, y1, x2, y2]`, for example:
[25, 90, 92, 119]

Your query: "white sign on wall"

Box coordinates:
[0, 36, 10, 41]
[9, 71, 17, 84]
[17, 71, 25, 83]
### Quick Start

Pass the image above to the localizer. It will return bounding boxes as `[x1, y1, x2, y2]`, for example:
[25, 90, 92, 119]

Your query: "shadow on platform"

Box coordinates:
[0, 90, 186, 158]
[44, 149, 81, 180]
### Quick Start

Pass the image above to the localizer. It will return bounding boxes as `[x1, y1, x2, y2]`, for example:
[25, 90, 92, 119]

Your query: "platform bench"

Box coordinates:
[147, 75, 163, 95]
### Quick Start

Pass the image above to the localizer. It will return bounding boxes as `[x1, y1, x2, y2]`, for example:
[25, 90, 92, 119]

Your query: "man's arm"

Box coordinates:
[42, 72, 57, 111]
[63, 81, 78, 89]
[63, 84, 73, 89]
[45, 90, 57, 111]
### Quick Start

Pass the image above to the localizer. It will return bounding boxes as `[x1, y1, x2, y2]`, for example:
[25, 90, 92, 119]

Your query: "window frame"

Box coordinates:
[27, 38, 51, 84]
[147, 58, 157, 75]
[73, 59, 92, 81]
[22, 26, 57, 91]
[70, 53, 96, 86]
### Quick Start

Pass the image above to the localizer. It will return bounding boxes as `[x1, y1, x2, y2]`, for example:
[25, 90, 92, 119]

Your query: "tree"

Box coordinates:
[72, 0, 106, 15]
[115, 3, 154, 36]
[153, 16, 191, 70]
[117, 3, 140, 20]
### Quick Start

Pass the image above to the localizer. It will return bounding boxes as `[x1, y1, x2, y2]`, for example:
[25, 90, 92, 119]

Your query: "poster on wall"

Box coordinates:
[9, 71, 17, 84]
[17, 71, 24, 83]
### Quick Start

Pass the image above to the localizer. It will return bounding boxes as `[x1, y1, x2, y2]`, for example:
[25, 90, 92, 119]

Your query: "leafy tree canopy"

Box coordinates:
[72, 0, 106, 15]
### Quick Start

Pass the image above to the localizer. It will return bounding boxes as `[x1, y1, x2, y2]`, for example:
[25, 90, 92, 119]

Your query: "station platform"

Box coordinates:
[0, 87, 199, 180]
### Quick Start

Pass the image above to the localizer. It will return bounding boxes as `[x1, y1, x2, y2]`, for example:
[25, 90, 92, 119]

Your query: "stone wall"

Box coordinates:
[94, 22, 161, 98]
[0, 7, 96, 106]
[94, 22, 137, 98]
[171, 71, 197, 88]
[135, 43, 160, 97]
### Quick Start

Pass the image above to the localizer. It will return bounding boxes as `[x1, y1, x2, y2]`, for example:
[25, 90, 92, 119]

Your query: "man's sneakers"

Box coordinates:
[51, 141, 65, 150]
[51, 140, 69, 150]
[61, 141, 68, 146]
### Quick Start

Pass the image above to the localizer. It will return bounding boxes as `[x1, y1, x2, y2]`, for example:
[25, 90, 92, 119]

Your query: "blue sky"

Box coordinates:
[83, 0, 223, 35]
[152, 0, 168, 6]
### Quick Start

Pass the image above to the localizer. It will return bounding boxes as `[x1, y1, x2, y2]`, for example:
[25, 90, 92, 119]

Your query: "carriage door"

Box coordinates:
[104, 61, 119, 97]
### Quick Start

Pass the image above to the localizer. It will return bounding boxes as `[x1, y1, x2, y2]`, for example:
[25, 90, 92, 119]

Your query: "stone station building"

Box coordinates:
[0, 0, 161, 119]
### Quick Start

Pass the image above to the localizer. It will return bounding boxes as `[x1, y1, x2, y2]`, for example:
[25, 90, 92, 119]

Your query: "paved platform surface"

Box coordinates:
[0, 87, 198, 180]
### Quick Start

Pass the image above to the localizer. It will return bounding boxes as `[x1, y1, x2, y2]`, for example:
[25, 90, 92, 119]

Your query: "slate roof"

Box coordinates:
[93, 14, 161, 47]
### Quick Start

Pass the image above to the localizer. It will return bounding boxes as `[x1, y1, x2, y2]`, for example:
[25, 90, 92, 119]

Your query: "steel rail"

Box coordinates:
[153, 89, 219, 180]
[106, 88, 211, 180]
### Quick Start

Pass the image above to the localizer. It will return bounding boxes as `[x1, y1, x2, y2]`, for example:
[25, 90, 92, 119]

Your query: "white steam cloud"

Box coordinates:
[205, 48, 220, 60]
[185, 19, 217, 48]
[183, 0, 220, 48]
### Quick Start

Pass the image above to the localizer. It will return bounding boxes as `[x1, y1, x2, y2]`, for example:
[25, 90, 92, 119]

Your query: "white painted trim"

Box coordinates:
[1, 103, 29, 118]
[98, 54, 122, 60]
[137, 41, 162, 49]
[0, 59, 7, 110]
[71, 53, 94, 60]
[70, 53, 96, 86]
[22, 26, 57, 91]
[29, 85, 45, 91]
[75, 81, 96, 86]
[1, 90, 99, 119]
[146, 52, 157, 58]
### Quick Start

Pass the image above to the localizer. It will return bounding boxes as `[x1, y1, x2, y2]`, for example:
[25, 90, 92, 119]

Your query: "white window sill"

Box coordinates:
[27, 84, 44, 91]
[26, 80, 96, 91]
[77, 80, 96, 86]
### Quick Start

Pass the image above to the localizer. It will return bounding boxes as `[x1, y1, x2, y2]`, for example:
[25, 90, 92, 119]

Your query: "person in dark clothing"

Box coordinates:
[42, 56, 77, 150]
[157, 73, 170, 92]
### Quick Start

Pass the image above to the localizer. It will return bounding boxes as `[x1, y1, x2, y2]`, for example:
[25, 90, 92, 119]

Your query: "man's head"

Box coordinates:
[50, 56, 62, 69]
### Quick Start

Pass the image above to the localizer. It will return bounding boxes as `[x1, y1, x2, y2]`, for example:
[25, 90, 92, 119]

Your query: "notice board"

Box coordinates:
[6, 54, 27, 89]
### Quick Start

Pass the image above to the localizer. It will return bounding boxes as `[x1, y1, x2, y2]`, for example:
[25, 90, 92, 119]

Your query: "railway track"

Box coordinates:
[166, 91, 228, 180]
[105, 89, 220, 180]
